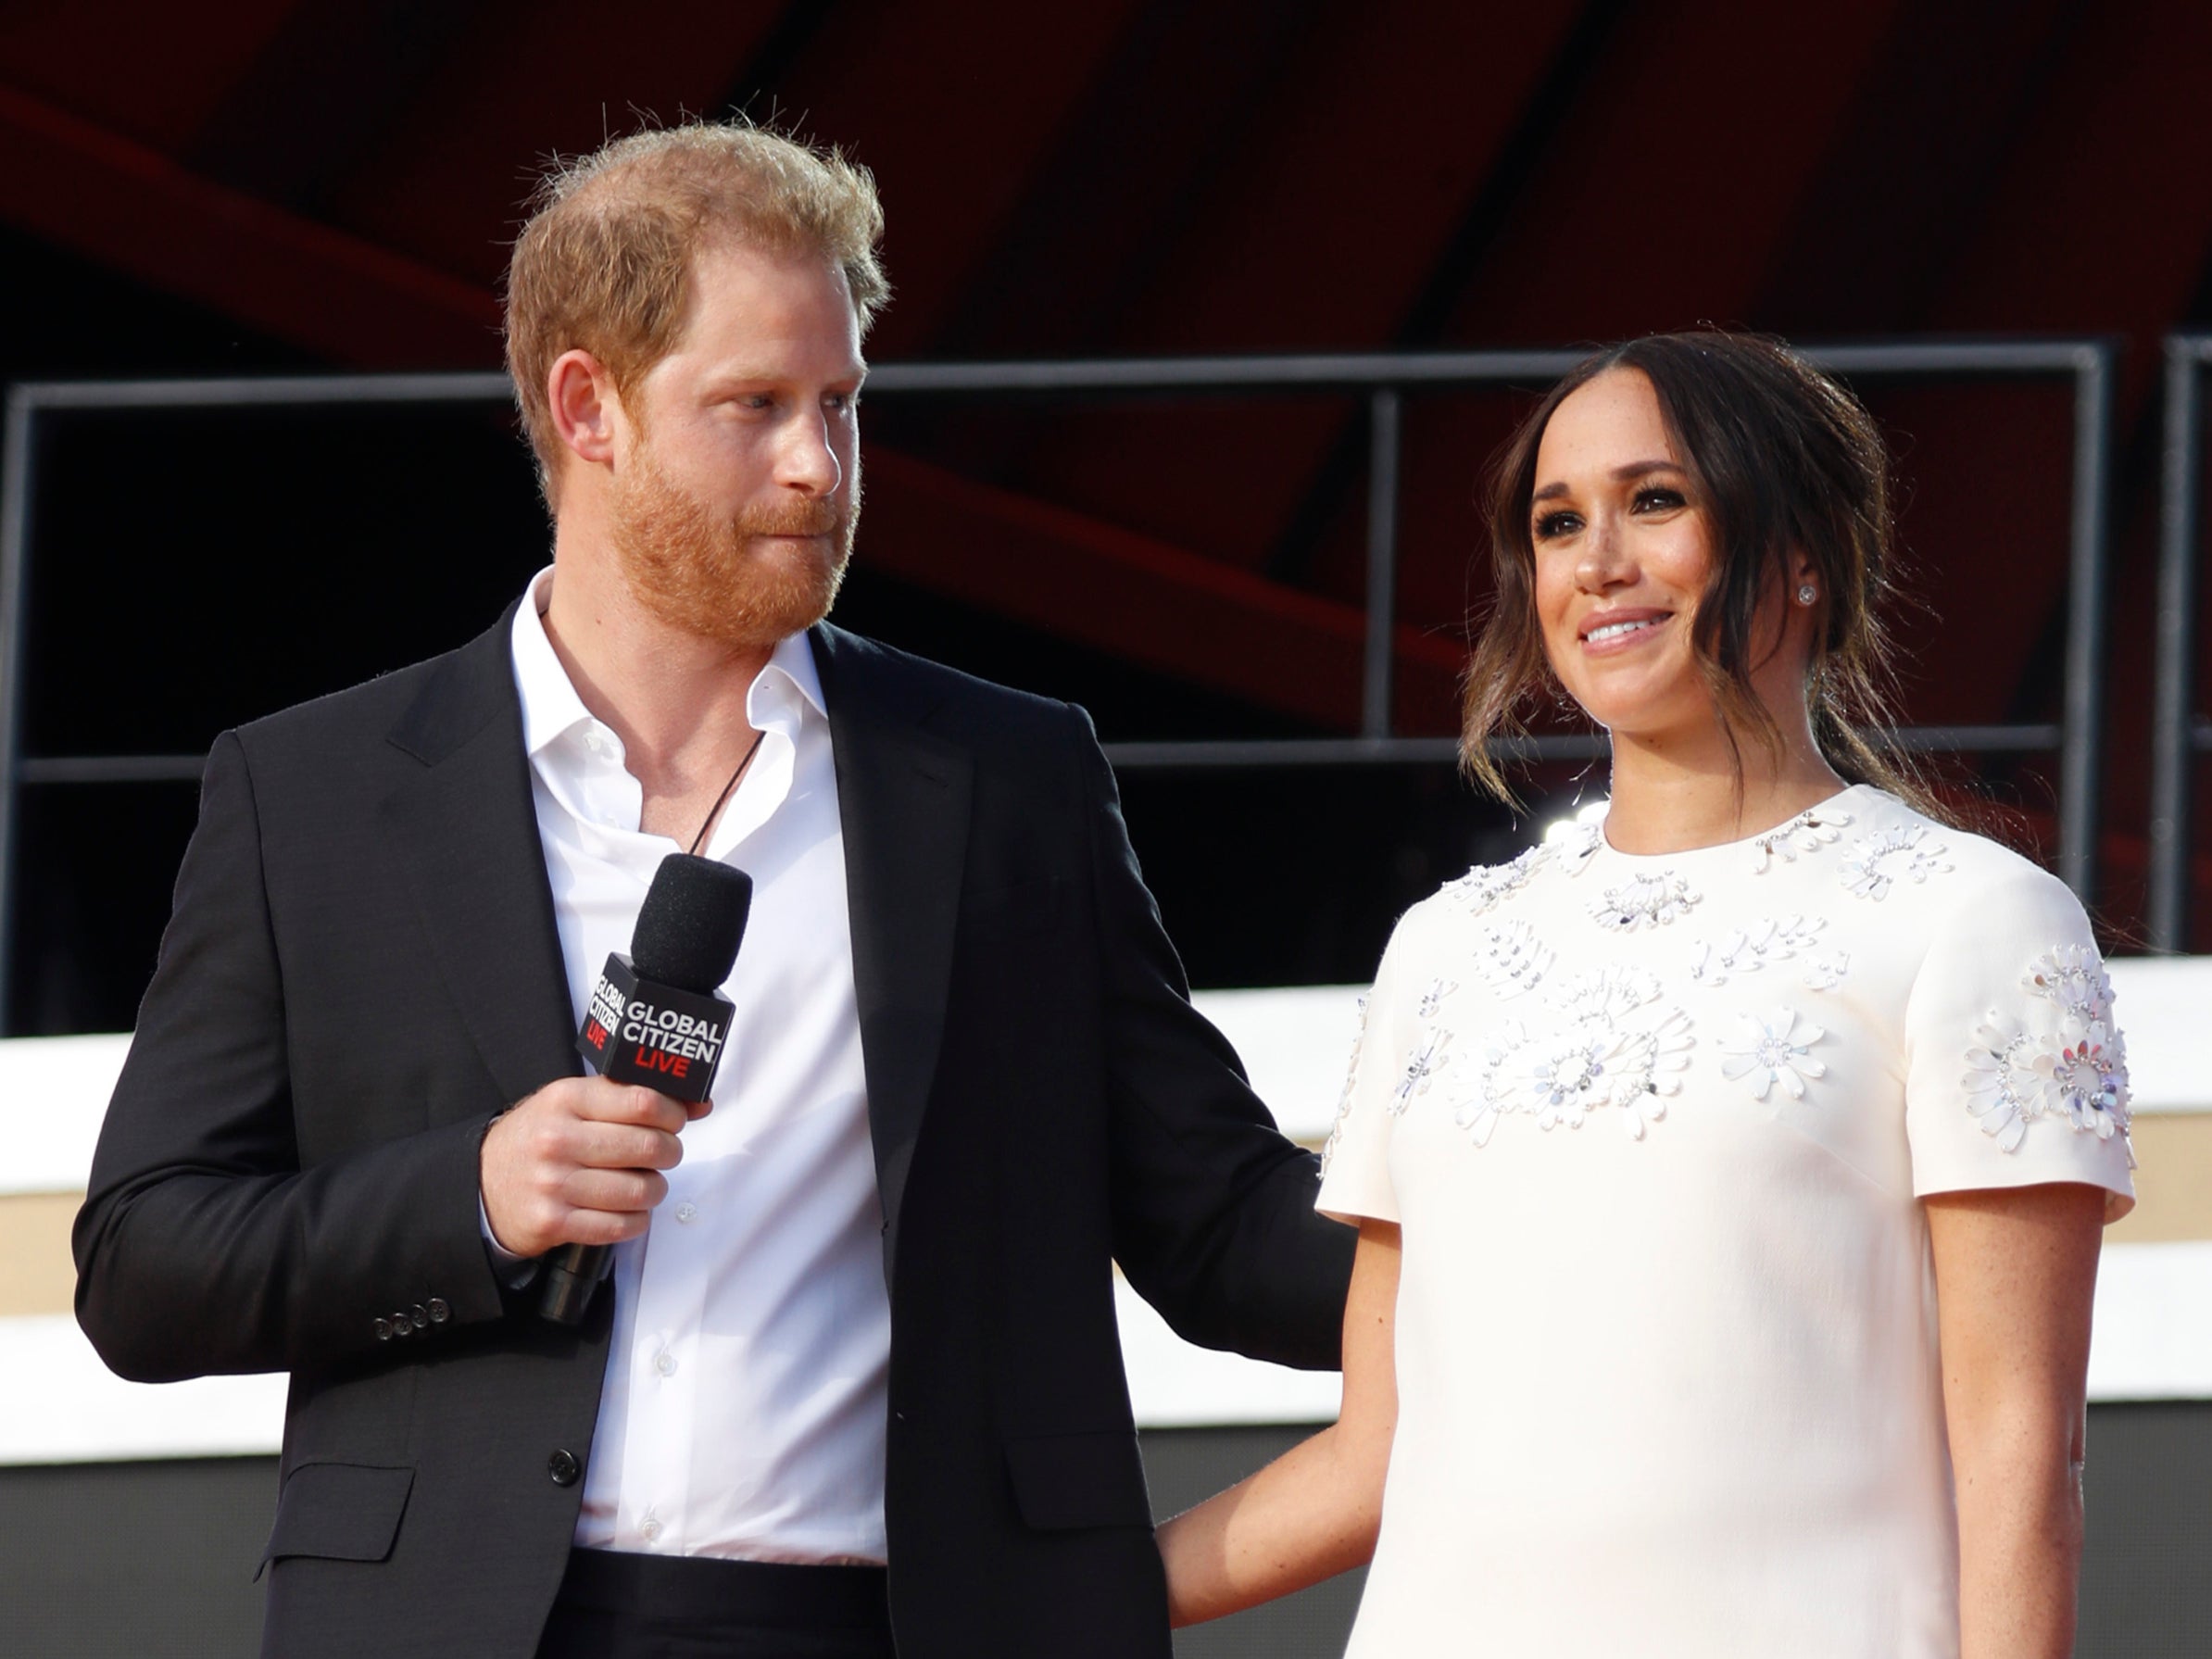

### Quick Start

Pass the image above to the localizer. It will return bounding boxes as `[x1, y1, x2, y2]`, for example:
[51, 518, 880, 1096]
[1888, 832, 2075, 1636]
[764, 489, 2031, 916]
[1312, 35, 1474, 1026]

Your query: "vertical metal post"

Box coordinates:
[2057, 345, 2114, 905]
[0, 389, 37, 1036]
[1363, 389, 1401, 739]
[2150, 337, 2205, 952]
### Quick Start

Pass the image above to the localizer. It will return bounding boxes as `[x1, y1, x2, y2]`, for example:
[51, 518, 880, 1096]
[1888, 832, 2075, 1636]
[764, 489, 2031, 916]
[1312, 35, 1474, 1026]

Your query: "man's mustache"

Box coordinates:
[732, 499, 846, 539]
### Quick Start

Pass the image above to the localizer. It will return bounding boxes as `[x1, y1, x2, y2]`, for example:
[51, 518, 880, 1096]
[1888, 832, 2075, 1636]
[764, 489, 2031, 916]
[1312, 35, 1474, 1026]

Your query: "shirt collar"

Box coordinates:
[510, 568, 594, 759]
[509, 566, 829, 757]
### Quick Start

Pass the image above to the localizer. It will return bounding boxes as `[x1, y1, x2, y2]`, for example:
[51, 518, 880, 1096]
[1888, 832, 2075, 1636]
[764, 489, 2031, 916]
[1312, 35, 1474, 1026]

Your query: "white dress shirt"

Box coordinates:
[509, 569, 891, 1565]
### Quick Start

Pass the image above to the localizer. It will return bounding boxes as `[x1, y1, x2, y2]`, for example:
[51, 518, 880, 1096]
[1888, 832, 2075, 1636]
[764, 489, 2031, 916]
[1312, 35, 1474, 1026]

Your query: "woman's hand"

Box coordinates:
[1926, 1181, 2105, 1659]
[1156, 1218, 1401, 1627]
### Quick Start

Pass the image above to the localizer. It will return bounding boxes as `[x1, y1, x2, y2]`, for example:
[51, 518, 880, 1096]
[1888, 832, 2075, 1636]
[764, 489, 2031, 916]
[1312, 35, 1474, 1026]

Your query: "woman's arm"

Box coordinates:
[1925, 1181, 2105, 1659]
[1158, 1218, 1401, 1627]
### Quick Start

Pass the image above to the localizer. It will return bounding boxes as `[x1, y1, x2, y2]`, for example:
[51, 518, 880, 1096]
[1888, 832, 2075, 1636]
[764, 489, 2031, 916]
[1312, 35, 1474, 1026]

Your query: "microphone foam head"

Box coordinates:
[630, 854, 753, 993]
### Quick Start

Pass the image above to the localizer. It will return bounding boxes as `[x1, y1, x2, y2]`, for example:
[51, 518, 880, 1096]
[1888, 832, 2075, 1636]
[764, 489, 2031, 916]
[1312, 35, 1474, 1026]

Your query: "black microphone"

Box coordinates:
[538, 853, 753, 1325]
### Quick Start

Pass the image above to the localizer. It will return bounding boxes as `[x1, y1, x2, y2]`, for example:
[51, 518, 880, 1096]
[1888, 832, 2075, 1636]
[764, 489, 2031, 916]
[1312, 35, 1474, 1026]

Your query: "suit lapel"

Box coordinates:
[813, 624, 972, 1274]
[380, 610, 580, 1112]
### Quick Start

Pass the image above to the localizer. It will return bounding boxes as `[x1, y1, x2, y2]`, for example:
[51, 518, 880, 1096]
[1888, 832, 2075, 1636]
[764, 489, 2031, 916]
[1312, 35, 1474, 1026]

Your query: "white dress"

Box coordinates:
[1317, 786, 2135, 1659]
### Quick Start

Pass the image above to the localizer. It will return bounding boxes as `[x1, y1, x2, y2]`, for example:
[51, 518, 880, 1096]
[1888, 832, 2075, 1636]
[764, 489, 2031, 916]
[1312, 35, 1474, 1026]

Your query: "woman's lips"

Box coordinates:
[1577, 610, 1673, 657]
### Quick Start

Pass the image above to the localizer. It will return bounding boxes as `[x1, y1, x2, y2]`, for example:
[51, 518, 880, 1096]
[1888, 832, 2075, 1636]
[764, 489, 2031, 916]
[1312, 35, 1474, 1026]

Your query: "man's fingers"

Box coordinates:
[572, 1082, 690, 1135]
[561, 1167, 668, 1215]
[555, 1206, 653, 1248]
[567, 1122, 684, 1173]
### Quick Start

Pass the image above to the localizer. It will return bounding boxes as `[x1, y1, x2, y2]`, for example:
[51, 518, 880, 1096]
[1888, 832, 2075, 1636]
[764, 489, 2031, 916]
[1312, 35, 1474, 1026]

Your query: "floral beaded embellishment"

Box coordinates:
[1464, 966, 1694, 1143]
[1590, 871, 1700, 932]
[1801, 952, 1851, 992]
[1391, 1025, 1450, 1117]
[1748, 805, 1854, 873]
[1387, 978, 1460, 1119]
[1839, 823, 1952, 900]
[1962, 946, 2131, 1152]
[1688, 915, 1828, 987]
[1473, 920, 1552, 1000]
[1319, 995, 1369, 1175]
[1555, 819, 1604, 876]
[1440, 843, 1549, 919]
[1718, 1007, 1829, 1100]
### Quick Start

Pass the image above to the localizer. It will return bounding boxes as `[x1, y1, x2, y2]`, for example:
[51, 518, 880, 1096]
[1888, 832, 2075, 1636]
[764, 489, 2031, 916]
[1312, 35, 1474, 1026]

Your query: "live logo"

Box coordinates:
[575, 953, 733, 1104]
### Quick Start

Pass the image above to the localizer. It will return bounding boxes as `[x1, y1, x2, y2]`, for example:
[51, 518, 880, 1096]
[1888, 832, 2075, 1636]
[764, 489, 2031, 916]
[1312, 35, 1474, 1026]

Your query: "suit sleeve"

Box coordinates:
[1073, 707, 1356, 1372]
[72, 731, 507, 1382]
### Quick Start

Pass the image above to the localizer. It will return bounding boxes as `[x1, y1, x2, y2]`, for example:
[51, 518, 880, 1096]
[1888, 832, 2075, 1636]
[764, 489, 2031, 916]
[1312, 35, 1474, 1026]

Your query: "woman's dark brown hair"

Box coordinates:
[1462, 328, 1942, 819]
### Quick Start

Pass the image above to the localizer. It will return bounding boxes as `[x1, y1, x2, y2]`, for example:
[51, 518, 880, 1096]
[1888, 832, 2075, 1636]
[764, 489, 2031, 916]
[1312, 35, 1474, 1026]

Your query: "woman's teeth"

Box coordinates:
[1586, 617, 1662, 644]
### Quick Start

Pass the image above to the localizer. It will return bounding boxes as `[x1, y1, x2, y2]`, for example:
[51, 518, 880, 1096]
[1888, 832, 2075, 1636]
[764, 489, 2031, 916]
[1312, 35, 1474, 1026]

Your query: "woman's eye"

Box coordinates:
[1534, 510, 1581, 540]
[1633, 487, 1685, 513]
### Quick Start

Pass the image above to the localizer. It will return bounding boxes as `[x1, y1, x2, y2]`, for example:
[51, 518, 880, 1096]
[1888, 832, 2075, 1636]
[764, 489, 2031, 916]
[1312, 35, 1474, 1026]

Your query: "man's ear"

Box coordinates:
[547, 349, 621, 470]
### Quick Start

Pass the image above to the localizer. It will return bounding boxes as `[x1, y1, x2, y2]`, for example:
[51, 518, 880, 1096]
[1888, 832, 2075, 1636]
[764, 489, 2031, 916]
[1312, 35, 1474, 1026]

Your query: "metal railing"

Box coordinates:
[0, 341, 2117, 1026]
[2151, 333, 2212, 953]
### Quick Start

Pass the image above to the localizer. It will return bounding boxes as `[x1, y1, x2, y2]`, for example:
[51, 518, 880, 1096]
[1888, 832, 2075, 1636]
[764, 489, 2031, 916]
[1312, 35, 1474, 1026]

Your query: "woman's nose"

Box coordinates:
[1576, 515, 1628, 590]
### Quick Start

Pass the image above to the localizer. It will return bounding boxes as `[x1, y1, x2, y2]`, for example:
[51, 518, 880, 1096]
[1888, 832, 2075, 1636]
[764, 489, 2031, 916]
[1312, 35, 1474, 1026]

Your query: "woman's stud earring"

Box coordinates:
[1796, 584, 1817, 606]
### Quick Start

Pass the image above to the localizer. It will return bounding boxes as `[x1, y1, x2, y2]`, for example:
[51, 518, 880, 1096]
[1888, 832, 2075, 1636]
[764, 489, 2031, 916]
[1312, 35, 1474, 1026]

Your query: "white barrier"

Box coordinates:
[4, 959, 2207, 1464]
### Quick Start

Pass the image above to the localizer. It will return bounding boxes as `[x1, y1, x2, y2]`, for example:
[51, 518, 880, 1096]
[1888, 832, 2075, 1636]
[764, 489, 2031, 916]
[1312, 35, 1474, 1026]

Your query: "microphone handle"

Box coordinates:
[539, 1243, 608, 1326]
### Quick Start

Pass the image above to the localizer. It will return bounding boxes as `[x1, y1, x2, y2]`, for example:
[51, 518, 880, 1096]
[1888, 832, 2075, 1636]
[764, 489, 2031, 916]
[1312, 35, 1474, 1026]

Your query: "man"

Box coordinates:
[74, 122, 1353, 1658]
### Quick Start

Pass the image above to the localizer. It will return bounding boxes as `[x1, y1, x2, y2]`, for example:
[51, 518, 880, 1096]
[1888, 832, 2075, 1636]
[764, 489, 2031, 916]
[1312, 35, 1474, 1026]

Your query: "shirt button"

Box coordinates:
[640, 1517, 663, 1543]
[674, 1203, 698, 1225]
[655, 1351, 678, 1377]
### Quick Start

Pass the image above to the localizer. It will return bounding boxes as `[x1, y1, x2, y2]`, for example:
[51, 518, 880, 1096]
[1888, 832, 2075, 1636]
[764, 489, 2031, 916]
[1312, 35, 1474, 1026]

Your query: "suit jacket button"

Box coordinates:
[373, 1318, 392, 1341]
[426, 1298, 449, 1323]
[547, 1450, 580, 1487]
[391, 1311, 413, 1337]
[409, 1304, 429, 1330]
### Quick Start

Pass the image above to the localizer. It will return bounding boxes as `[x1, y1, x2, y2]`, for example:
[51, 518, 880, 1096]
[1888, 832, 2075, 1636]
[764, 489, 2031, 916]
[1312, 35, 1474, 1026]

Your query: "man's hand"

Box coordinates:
[480, 1077, 711, 1257]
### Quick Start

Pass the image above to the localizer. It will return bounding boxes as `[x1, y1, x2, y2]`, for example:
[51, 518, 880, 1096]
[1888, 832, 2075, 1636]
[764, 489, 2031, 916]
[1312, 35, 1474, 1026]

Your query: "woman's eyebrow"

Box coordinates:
[1612, 459, 1682, 482]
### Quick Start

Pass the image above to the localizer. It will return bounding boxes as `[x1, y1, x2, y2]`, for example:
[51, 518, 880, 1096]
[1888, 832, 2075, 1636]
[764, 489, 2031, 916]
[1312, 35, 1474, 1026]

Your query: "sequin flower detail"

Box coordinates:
[1962, 947, 2130, 1152]
[1474, 921, 1552, 1000]
[1553, 818, 1604, 877]
[1748, 806, 1854, 873]
[1590, 872, 1700, 932]
[1390, 1025, 1449, 1117]
[1319, 996, 1368, 1175]
[1466, 968, 1693, 1142]
[1718, 1007, 1828, 1100]
[1441, 844, 1549, 919]
[1688, 915, 1828, 987]
[1840, 824, 1952, 900]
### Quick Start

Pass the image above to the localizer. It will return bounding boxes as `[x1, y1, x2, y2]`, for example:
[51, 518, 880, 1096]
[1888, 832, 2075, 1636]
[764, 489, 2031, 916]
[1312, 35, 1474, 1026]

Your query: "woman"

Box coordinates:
[1157, 331, 2134, 1658]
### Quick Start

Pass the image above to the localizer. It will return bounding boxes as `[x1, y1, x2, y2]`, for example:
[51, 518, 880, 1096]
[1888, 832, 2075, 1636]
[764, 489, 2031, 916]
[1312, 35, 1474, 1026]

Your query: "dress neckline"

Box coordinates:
[1590, 784, 1875, 866]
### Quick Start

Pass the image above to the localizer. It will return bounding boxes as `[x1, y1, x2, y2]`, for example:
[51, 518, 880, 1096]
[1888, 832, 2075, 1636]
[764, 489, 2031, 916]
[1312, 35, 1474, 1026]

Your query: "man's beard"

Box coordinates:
[609, 445, 858, 648]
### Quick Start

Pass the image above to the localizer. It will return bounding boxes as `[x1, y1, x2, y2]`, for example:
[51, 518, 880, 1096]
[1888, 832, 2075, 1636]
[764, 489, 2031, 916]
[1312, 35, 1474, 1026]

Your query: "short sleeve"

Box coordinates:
[1317, 912, 1423, 1225]
[1904, 861, 2136, 1221]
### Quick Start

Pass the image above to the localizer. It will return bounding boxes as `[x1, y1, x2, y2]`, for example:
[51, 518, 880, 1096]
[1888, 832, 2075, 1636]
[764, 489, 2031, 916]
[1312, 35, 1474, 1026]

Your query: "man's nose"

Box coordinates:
[778, 409, 843, 496]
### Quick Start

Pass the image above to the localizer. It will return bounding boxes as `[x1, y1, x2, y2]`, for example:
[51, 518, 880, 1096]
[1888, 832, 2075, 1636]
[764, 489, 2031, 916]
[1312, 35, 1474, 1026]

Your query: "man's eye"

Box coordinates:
[1534, 510, 1581, 540]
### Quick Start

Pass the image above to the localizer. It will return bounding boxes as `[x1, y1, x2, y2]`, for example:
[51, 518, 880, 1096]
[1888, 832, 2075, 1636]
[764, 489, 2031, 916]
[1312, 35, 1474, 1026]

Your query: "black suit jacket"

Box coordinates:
[74, 610, 1356, 1658]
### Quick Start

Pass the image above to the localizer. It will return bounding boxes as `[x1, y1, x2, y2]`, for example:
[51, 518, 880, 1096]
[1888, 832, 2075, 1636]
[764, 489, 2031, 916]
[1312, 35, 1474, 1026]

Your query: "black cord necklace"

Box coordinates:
[687, 728, 769, 856]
